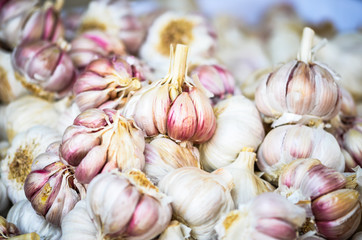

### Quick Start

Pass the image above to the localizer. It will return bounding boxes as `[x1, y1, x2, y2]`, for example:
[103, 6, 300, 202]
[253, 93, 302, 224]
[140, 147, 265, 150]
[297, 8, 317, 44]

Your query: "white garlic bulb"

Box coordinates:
[257, 124, 345, 183]
[140, 11, 215, 78]
[159, 167, 235, 240]
[199, 95, 265, 171]
[216, 148, 275, 206]
[0, 179, 10, 215]
[56, 102, 81, 135]
[144, 136, 200, 184]
[159, 220, 192, 240]
[1, 126, 61, 203]
[7, 200, 62, 240]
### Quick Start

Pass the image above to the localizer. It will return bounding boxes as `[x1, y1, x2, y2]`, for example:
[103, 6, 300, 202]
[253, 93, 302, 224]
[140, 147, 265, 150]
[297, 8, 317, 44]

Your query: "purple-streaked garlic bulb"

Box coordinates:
[144, 136, 200, 185]
[12, 40, 75, 100]
[278, 158, 361, 240]
[69, 30, 126, 69]
[125, 44, 216, 143]
[60, 108, 145, 184]
[158, 167, 234, 240]
[257, 124, 345, 183]
[191, 64, 235, 102]
[79, 0, 144, 54]
[73, 56, 143, 111]
[215, 192, 306, 240]
[255, 27, 341, 127]
[24, 143, 86, 226]
[62, 170, 172, 240]
[0, 0, 64, 49]
[199, 95, 265, 171]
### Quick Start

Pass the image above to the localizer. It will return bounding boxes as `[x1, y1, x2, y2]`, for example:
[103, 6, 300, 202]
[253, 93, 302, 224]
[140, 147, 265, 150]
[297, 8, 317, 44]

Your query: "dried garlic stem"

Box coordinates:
[170, 44, 189, 94]
[298, 27, 315, 63]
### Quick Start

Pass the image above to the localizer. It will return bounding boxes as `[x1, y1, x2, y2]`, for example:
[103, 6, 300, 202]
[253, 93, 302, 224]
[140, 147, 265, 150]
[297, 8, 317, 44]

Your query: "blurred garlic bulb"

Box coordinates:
[191, 64, 236, 102]
[63, 170, 172, 240]
[140, 12, 216, 77]
[217, 148, 274, 206]
[159, 167, 234, 240]
[340, 119, 362, 169]
[0, 179, 10, 215]
[278, 158, 361, 240]
[73, 56, 142, 111]
[79, 0, 144, 54]
[24, 143, 86, 226]
[215, 192, 306, 240]
[126, 44, 216, 143]
[159, 220, 192, 240]
[12, 40, 75, 100]
[7, 200, 61, 240]
[257, 124, 345, 183]
[0, 215, 39, 239]
[255, 27, 341, 127]
[69, 30, 126, 69]
[0, 50, 28, 103]
[60, 108, 145, 184]
[199, 95, 265, 171]
[144, 136, 200, 185]
[0, 126, 61, 203]
[56, 102, 81, 135]
[0, 0, 64, 49]
[240, 67, 272, 100]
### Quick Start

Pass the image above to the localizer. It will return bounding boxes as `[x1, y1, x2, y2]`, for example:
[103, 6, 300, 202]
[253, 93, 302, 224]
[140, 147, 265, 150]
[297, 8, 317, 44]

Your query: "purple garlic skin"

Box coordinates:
[0, 0, 64, 49]
[12, 40, 75, 99]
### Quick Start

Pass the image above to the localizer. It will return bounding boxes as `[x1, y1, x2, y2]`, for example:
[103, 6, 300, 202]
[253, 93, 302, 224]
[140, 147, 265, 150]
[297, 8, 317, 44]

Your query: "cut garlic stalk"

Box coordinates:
[159, 167, 234, 240]
[199, 95, 265, 171]
[158, 220, 192, 240]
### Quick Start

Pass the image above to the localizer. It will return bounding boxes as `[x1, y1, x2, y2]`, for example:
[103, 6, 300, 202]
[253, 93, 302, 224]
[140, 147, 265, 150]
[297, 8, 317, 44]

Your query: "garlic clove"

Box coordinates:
[159, 220, 191, 240]
[255, 218, 297, 240]
[73, 108, 108, 128]
[75, 89, 112, 111]
[153, 84, 171, 135]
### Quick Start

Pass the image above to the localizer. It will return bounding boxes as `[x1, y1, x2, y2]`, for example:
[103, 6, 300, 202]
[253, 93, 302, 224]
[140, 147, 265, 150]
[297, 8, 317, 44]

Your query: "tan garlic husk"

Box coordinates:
[0, 50, 28, 103]
[199, 95, 265, 171]
[140, 11, 216, 78]
[7, 200, 61, 240]
[215, 192, 306, 240]
[144, 136, 200, 185]
[257, 124, 345, 183]
[158, 167, 235, 240]
[0, 215, 40, 240]
[0, 179, 10, 215]
[62, 170, 172, 240]
[255, 27, 341, 127]
[0, 126, 61, 203]
[158, 220, 192, 240]
[216, 148, 275, 206]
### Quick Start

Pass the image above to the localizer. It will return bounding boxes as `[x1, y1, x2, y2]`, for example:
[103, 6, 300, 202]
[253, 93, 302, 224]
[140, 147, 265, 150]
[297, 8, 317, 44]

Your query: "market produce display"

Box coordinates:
[0, 0, 362, 239]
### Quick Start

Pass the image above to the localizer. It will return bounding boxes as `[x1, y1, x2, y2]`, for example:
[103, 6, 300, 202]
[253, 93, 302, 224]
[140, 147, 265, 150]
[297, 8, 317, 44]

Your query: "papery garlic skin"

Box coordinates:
[140, 12, 215, 77]
[158, 220, 192, 240]
[257, 124, 345, 182]
[215, 192, 306, 240]
[0, 50, 28, 103]
[0, 126, 61, 204]
[56, 102, 81, 136]
[159, 167, 234, 240]
[144, 137, 200, 184]
[84, 170, 172, 240]
[60, 108, 145, 184]
[7, 200, 62, 240]
[199, 95, 265, 171]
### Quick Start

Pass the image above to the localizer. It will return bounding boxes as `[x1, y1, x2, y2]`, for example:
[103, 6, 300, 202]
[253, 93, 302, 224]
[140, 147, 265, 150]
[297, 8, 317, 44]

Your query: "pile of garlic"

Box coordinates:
[0, 0, 362, 239]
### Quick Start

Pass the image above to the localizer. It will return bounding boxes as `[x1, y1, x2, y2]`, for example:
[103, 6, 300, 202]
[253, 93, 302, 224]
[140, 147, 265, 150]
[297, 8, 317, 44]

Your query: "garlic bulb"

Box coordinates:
[0, 50, 28, 103]
[12, 40, 75, 100]
[216, 192, 306, 240]
[0, 179, 10, 215]
[144, 136, 200, 184]
[73, 56, 142, 111]
[257, 124, 345, 183]
[278, 158, 361, 240]
[158, 220, 192, 240]
[199, 95, 265, 171]
[69, 30, 126, 69]
[340, 119, 362, 168]
[56, 102, 81, 135]
[79, 0, 144, 54]
[216, 148, 275, 206]
[1, 126, 61, 203]
[126, 44, 216, 143]
[7, 200, 61, 240]
[0, 0, 64, 49]
[255, 27, 341, 127]
[63, 170, 172, 240]
[140, 12, 216, 77]
[24, 143, 86, 226]
[159, 167, 235, 240]
[60, 108, 145, 184]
